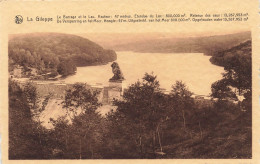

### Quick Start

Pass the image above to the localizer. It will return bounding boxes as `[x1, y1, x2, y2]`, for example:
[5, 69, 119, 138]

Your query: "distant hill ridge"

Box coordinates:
[87, 31, 251, 56]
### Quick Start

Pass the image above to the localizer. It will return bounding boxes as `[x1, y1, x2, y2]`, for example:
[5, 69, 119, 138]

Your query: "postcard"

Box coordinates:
[0, 0, 259, 163]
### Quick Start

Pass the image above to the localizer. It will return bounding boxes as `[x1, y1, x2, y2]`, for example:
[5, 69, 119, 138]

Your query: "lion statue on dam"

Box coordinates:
[109, 62, 125, 81]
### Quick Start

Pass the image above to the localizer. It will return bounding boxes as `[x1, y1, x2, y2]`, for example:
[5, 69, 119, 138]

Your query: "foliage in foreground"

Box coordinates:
[9, 71, 251, 159]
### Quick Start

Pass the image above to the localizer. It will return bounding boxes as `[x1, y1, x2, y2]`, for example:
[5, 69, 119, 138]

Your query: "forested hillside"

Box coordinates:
[210, 40, 251, 101]
[8, 33, 117, 76]
[210, 40, 251, 67]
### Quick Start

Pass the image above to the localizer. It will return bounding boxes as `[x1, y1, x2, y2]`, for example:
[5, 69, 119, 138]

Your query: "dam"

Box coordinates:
[13, 78, 124, 105]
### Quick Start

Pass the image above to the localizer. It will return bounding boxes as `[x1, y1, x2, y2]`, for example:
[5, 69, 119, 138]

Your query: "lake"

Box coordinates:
[63, 51, 224, 96]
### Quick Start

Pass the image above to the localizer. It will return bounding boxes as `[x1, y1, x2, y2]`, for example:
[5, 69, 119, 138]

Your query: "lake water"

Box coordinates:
[63, 51, 224, 95]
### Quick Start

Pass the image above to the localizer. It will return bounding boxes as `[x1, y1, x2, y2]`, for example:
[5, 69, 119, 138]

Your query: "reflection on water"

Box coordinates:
[63, 51, 224, 95]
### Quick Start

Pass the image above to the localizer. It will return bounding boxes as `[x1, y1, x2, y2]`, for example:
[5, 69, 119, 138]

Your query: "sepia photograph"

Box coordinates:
[8, 31, 252, 159]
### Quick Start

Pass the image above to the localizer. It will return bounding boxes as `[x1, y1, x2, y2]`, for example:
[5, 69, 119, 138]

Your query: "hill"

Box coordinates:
[8, 33, 117, 77]
[210, 39, 251, 67]
[81, 31, 251, 56]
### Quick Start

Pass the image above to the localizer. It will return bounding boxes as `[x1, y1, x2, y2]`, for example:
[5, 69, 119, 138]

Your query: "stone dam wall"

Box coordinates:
[16, 79, 122, 105]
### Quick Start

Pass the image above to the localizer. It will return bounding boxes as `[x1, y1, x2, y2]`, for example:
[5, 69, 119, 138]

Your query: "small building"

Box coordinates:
[30, 68, 38, 76]
[13, 66, 23, 78]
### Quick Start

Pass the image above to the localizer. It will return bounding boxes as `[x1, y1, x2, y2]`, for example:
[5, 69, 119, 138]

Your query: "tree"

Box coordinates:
[105, 73, 168, 158]
[48, 116, 70, 158]
[56, 83, 103, 159]
[57, 59, 77, 76]
[23, 81, 39, 111]
[211, 79, 237, 101]
[169, 81, 194, 131]
[9, 80, 51, 159]
[62, 83, 100, 117]
[67, 111, 104, 159]
[223, 54, 251, 95]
